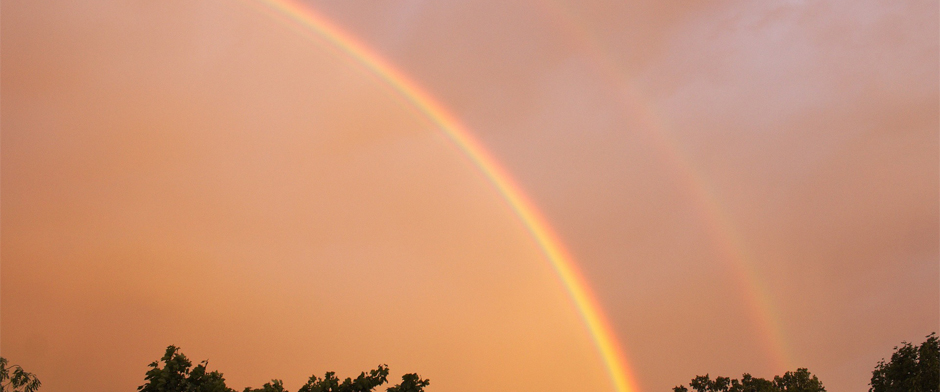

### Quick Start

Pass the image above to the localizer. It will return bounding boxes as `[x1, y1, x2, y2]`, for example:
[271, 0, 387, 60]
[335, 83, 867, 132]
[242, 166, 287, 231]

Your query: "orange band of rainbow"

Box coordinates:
[242, 0, 641, 391]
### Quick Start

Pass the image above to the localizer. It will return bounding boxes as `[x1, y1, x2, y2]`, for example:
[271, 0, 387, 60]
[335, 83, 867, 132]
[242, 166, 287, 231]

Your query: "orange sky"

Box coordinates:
[2, 1, 937, 392]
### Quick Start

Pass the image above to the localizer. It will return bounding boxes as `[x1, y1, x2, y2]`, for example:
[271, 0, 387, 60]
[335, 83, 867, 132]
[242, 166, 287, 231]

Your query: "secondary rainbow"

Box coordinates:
[242, 1, 641, 391]
[528, 0, 793, 371]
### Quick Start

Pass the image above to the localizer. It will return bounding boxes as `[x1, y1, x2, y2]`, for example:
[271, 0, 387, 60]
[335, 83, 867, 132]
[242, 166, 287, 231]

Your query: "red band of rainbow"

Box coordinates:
[241, 0, 642, 390]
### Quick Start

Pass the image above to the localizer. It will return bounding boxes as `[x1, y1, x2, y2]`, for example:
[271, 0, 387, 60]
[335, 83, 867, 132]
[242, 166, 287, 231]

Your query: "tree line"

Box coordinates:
[1, 333, 936, 391]
[137, 346, 428, 392]
[672, 332, 938, 392]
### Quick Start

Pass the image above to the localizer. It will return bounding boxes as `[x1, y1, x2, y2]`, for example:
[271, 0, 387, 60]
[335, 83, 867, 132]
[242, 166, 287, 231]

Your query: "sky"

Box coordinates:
[1, 1, 937, 392]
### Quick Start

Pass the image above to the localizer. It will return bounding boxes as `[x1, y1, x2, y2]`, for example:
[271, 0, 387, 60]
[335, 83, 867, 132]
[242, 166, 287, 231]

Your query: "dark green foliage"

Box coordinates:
[297, 369, 381, 392]
[772, 368, 825, 392]
[138, 346, 235, 392]
[294, 365, 427, 392]
[674, 368, 824, 392]
[733, 373, 777, 392]
[386, 374, 430, 392]
[0, 358, 41, 392]
[140, 346, 428, 392]
[297, 366, 390, 392]
[244, 380, 288, 392]
[869, 332, 939, 392]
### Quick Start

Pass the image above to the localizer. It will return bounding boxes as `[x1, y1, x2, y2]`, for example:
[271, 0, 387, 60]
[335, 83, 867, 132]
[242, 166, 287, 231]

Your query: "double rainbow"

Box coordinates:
[238, 0, 792, 391]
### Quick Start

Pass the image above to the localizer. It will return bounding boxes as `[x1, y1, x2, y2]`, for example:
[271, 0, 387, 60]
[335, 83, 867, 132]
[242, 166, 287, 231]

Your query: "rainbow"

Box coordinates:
[529, 0, 793, 371]
[240, 0, 641, 391]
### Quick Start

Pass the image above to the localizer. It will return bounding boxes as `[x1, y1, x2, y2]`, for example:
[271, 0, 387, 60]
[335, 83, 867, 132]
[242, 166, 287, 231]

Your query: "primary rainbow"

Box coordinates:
[242, 1, 641, 391]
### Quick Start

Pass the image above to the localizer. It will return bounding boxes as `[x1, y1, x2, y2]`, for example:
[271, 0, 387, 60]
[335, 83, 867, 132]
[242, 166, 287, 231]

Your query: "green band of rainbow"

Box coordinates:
[243, 0, 641, 391]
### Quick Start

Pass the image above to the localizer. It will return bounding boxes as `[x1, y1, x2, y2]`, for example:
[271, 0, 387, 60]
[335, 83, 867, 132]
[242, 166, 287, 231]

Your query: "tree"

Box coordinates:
[772, 368, 825, 392]
[869, 332, 939, 392]
[296, 365, 390, 392]
[139, 346, 429, 392]
[244, 380, 288, 392]
[386, 374, 430, 392]
[0, 357, 41, 392]
[138, 346, 234, 392]
[673, 368, 825, 392]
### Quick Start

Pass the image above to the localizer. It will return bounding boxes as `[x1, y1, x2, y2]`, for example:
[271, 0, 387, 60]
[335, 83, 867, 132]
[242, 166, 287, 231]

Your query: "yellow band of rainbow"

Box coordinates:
[243, 0, 641, 391]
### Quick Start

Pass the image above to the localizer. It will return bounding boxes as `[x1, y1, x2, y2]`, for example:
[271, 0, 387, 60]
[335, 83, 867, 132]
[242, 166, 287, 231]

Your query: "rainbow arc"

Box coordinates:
[237, 1, 790, 391]
[243, 0, 641, 390]
[527, 0, 792, 371]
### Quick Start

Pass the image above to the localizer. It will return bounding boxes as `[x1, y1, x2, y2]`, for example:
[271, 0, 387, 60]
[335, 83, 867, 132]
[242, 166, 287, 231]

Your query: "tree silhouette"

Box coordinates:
[772, 368, 825, 392]
[0, 358, 41, 392]
[243, 380, 288, 392]
[386, 374, 430, 392]
[296, 365, 389, 392]
[673, 368, 825, 392]
[139, 346, 428, 392]
[138, 346, 233, 392]
[869, 332, 939, 392]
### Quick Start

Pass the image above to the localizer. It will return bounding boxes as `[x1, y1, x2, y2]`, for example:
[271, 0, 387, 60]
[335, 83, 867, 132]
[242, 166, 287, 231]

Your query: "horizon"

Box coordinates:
[2, 1, 938, 391]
